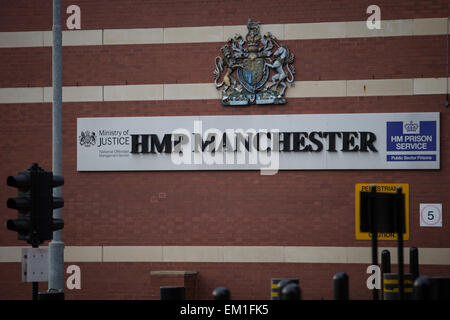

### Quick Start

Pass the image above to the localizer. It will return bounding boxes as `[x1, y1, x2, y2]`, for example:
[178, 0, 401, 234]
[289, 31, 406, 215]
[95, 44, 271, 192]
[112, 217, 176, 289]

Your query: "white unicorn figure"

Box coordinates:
[265, 45, 295, 97]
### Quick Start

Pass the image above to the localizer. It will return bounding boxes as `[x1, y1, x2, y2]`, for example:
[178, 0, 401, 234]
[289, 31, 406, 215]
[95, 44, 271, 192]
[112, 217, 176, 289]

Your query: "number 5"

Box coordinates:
[427, 211, 434, 220]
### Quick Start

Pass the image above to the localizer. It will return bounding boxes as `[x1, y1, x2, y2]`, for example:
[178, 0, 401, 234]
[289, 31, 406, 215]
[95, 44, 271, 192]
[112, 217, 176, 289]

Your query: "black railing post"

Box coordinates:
[410, 247, 419, 282]
[396, 186, 404, 300]
[369, 185, 379, 300]
[381, 250, 391, 300]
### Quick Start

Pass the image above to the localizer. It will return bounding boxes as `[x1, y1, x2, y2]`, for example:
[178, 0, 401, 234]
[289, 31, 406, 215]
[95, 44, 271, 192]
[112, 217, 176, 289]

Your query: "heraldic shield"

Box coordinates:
[214, 19, 295, 106]
[237, 57, 269, 93]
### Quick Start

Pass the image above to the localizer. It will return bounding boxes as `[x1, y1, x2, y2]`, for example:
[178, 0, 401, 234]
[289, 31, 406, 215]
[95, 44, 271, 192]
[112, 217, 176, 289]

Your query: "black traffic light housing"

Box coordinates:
[6, 170, 32, 242]
[6, 163, 64, 246]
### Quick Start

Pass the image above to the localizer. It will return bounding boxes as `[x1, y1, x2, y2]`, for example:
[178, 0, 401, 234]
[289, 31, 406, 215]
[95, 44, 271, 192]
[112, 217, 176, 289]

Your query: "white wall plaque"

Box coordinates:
[420, 203, 442, 227]
[77, 112, 440, 172]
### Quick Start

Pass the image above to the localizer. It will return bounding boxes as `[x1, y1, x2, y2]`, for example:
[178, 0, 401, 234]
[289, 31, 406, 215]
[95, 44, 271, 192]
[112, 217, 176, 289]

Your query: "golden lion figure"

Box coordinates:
[213, 44, 243, 100]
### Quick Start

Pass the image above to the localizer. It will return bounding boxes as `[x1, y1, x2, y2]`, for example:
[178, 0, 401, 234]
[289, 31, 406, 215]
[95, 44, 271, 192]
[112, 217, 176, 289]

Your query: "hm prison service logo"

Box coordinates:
[403, 121, 420, 134]
[214, 19, 295, 106]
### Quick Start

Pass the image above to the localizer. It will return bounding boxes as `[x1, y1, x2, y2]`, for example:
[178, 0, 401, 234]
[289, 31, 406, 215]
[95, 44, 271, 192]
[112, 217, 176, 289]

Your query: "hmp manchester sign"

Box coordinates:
[77, 112, 439, 173]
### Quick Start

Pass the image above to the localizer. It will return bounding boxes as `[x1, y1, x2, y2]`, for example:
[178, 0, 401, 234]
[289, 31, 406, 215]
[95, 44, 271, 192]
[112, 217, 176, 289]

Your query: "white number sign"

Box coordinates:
[420, 204, 442, 227]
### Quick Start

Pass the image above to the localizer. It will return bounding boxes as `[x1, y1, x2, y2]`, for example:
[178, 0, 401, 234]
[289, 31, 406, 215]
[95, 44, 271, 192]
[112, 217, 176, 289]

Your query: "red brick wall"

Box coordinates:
[1, 262, 449, 300]
[0, 96, 448, 248]
[1, 0, 449, 300]
[1, 35, 449, 88]
[1, 0, 449, 31]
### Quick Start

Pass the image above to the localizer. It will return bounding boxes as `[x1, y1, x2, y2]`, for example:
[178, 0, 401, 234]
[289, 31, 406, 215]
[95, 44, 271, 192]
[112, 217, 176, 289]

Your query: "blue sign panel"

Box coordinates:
[386, 120, 437, 162]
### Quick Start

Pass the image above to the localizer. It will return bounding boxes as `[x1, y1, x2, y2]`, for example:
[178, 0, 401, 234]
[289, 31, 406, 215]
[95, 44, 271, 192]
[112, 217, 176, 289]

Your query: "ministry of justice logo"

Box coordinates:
[79, 130, 96, 147]
[214, 19, 295, 106]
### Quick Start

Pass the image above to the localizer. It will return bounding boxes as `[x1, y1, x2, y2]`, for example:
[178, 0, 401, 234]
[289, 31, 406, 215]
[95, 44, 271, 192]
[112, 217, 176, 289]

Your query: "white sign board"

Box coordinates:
[77, 112, 439, 172]
[22, 248, 48, 282]
[420, 203, 442, 227]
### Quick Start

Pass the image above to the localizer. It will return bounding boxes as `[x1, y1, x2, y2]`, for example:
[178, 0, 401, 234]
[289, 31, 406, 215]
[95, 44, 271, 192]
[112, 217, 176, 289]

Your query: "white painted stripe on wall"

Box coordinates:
[413, 18, 448, 36]
[64, 246, 103, 262]
[0, 87, 44, 103]
[43, 86, 103, 102]
[0, 18, 448, 48]
[103, 28, 164, 45]
[103, 246, 163, 262]
[345, 19, 413, 38]
[285, 22, 347, 40]
[104, 84, 164, 101]
[413, 77, 448, 95]
[163, 246, 224, 262]
[164, 26, 223, 44]
[164, 83, 221, 100]
[43, 30, 103, 46]
[347, 79, 413, 96]
[1, 246, 449, 265]
[286, 80, 347, 98]
[1, 78, 448, 104]
[0, 246, 26, 262]
[0, 31, 44, 48]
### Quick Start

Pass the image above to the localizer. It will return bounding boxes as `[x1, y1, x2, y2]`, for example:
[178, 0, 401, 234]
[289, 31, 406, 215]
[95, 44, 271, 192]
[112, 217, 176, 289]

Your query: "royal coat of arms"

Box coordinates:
[79, 130, 96, 147]
[214, 19, 295, 106]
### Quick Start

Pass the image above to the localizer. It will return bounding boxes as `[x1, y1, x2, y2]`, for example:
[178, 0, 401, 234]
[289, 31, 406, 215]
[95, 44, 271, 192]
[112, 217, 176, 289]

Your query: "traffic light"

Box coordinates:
[34, 168, 64, 243]
[6, 170, 32, 242]
[6, 163, 64, 246]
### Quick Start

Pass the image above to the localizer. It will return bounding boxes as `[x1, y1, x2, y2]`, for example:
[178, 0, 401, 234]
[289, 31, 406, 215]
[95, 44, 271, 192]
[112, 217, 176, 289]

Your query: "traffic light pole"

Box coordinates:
[49, 0, 65, 294]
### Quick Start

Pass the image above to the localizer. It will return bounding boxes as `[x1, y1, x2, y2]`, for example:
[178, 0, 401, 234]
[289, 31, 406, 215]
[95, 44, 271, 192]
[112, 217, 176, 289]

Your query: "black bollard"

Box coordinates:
[272, 279, 299, 300]
[333, 272, 349, 300]
[277, 279, 295, 292]
[430, 277, 450, 299]
[212, 286, 231, 300]
[160, 286, 185, 300]
[414, 276, 432, 300]
[410, 247, 419, 282]
[381, 250, 391, 274]
[280, 282, 301, 300]
[381, 250, 391, 300]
